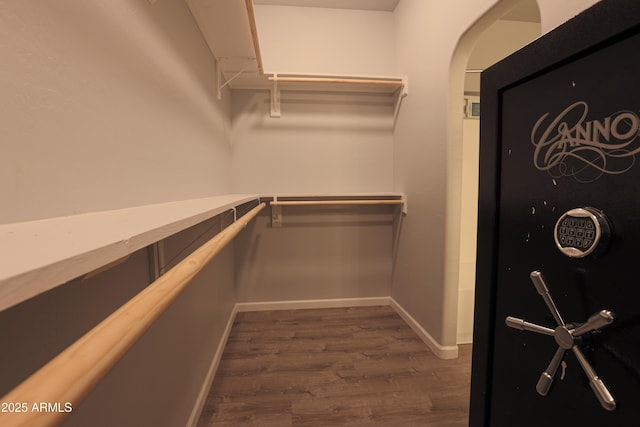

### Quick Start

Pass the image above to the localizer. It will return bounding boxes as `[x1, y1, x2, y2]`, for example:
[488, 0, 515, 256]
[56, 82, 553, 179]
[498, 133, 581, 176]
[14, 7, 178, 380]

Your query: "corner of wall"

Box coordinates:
[390, 298, 459, 359]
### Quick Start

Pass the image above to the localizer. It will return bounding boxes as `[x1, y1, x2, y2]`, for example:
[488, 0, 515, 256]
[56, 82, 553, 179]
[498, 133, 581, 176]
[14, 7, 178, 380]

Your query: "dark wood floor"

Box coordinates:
[197, 305, 472, 426]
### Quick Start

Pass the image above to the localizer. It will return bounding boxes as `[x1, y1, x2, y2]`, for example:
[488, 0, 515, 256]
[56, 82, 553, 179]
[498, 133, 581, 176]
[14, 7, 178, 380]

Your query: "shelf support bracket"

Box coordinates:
[271, 196, 282, 227]
[216, 57, 255, 100]
[216, 58, 222, 100]
[270, 73, 281, 118]
[393, 76, 409, 126]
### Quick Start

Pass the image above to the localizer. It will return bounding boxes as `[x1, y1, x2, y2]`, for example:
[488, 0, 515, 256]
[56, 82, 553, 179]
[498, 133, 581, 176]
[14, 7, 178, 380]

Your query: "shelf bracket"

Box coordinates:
[216, 58, 222, 100]
[271, 196, 282, 227]
[270, 73, 281, 118]
[216, 57, 256, 100]
[393, 76, 409, 125]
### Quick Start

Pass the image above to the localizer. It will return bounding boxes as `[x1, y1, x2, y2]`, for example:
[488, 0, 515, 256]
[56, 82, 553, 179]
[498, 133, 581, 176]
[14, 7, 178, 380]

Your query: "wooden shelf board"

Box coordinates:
[0, 192, 404, 312]
[263, 192, 404, 200]
[226, 78, 404, 94]
[0, 194, 259, 312]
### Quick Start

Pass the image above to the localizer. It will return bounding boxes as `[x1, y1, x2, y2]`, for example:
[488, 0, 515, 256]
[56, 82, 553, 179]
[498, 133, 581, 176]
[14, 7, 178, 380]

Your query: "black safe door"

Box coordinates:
[486, 28, 640, 426]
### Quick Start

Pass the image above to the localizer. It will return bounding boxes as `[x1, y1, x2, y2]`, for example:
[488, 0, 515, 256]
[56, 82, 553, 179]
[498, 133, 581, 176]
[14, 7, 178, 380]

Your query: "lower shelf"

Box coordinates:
[0, 194, 259, 312]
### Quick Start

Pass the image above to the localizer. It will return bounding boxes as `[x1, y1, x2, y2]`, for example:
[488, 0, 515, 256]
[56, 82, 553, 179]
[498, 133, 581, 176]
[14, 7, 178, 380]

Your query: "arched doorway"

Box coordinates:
[447, 0, 541, 344]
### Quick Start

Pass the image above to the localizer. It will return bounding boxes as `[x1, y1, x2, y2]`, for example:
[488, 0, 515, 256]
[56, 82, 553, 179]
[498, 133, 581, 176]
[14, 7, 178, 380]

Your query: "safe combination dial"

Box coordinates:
[505, 270, 616, 411]
[554, 207, 611, 258]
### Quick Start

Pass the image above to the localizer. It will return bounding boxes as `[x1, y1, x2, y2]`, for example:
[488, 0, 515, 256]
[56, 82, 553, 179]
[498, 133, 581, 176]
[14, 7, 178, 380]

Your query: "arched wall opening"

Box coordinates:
[445, 0, 541, 345]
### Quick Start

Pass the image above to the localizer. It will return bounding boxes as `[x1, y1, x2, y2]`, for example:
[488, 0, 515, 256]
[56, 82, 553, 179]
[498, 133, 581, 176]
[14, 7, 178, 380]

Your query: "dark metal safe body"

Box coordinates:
[470, 1, 640, 426]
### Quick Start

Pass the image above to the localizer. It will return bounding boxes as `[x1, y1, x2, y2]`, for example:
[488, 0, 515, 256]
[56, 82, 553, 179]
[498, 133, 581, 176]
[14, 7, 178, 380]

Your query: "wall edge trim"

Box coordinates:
[185, 304, 239, 427]
[235, 297, 391, 312]
[390, 297, 459, 359]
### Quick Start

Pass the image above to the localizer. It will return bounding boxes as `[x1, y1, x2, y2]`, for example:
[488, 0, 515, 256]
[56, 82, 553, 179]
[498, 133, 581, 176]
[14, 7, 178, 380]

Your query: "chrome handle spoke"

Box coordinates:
[572, 310, 614, 337]
[505, 316, 556, 336]
[536, 347, 567, 396]
[572, 346, 616, 411]
[530, 270, 565, 326]
[505, 270, 617, 411]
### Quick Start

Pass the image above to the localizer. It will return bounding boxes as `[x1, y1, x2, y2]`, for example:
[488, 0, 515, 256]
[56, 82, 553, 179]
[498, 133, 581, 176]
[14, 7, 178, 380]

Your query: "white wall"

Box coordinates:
[458, 18, 541, 344]
[0, 1, 238, 426]
[234, 4, 396, 194]
[253, 5, 396, 76]
[391, 0, 602, 353]
[230, 4, 397, 311]
[234, 207, 394, 304]
[464, 19, 542, 93]
[230, 91, 394, 194]
[391, 0, 500, 355]
[538, 0, 601, 34]
[458, 116, 480, 344]
[0, 0, 232, 224]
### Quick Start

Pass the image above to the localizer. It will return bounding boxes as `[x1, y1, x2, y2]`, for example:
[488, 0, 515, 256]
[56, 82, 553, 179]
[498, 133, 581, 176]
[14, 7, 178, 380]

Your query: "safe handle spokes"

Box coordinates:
[504, 270, 616, 411]
[572, 310, 614, 337]
[530, 270, 565, 326]
[573, 346, 617, 411]
[536, 347, 566, 396]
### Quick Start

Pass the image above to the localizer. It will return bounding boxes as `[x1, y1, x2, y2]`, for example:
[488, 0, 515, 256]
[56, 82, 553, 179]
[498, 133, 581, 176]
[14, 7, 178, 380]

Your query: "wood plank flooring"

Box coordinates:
[197, 305, 472, 426]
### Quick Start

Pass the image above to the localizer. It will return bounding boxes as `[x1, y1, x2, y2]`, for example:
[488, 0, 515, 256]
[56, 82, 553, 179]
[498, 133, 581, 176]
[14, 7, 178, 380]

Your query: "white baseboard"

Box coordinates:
[185, 304, 239, 427]
[389, 298, 459, 359]
[235, 296, 391, 312]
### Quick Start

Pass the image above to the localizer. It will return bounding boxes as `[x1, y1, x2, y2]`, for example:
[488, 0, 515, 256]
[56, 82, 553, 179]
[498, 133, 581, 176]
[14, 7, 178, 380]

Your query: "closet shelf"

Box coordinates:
[266, 73, 408, 118]
[271, 200, 404, 206]
[267, 74, 406, 94]
[264, 192, 405, 201]
[186, 1, 409, 117]
[0, 194, 259, 312]
[265, 193, 407, 227]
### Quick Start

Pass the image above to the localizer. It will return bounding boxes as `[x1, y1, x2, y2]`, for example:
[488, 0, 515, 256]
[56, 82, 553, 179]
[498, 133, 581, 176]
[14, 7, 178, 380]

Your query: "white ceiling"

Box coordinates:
[253, 0, 401, 12]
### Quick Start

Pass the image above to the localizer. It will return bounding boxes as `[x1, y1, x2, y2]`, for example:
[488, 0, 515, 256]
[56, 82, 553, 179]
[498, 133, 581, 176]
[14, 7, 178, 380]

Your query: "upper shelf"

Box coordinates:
[0, 194, 259, 312]
[186, 0, 407, 101]
[232, 72, 406, 93]
[211, 59, 407, 92]
[265, 73, 407, 118]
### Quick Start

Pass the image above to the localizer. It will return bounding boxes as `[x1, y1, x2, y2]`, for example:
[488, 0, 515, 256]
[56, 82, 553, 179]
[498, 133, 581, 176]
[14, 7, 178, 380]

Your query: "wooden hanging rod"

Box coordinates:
[0, 202, 265, 427]
[271, 200, 404, 207]
[268, 76, 404, 86]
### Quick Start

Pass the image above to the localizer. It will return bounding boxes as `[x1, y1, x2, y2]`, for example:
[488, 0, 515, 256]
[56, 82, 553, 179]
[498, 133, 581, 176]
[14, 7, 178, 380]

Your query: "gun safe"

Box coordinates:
[470, 1, 640, 426]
